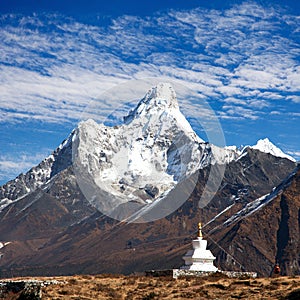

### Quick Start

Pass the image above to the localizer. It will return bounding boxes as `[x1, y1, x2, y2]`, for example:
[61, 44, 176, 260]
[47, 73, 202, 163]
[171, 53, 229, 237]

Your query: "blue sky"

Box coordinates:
[0, 0, 299, 185]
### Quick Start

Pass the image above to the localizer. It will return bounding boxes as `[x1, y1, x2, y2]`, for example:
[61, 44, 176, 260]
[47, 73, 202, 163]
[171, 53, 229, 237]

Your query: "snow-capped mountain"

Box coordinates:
[0, 83, 298, 278]
[0, 83, 296, 216]
[250, 138, 296, 162]
[67, 83, 240, 218]
[73, 83, 206, 203]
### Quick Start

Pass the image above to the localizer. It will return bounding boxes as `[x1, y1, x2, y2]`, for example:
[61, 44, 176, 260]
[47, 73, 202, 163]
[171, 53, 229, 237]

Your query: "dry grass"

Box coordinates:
[8, 274, 300, 299]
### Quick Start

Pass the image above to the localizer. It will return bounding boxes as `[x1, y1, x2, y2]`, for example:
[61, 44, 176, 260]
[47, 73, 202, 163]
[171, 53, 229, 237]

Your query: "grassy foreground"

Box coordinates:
[9, 273, 300, 299]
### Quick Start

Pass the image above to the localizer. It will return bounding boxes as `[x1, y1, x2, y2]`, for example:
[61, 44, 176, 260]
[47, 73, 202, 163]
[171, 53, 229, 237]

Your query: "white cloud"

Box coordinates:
[287, 151, 300, 161]
[221, 105, 259, 120]
[289, 112, 300, 117]
[0, 3, 299, 128]
[248, 99, 269, 109]
[270, 111, 281, 115]
[223, 97, 247, 106]
[216, 86, 243, 97]
[287, 96, 300, 103]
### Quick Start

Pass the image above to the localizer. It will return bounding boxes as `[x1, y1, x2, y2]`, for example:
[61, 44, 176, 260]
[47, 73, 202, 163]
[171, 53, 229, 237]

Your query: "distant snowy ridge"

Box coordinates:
[227, 138, 296, 163]
[250, 138, 296, 162]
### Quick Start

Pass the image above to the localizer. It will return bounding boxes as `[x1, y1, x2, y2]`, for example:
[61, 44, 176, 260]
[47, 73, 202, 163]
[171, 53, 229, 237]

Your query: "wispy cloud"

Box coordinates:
[220, 105, 259, 120]
[287, 95, 300, 103]
[0, 2, 299, 125]
[287, 151, 300, 161]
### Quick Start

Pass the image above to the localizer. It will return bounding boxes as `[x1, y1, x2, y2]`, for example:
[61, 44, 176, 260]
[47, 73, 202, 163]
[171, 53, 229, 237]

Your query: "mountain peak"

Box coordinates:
[122, 82, 203, 142]
[124, 82, 178, 124]
[250, 138, 296, 162]
[146, 82, 178, 109]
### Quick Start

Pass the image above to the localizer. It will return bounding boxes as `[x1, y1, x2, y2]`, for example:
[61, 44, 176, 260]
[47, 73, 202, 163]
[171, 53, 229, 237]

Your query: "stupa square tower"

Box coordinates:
[180, 223, 218, 272]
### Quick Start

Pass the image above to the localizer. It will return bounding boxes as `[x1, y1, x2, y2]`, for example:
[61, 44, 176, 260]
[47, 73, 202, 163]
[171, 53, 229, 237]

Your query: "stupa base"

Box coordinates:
[173, 269, 257, 279]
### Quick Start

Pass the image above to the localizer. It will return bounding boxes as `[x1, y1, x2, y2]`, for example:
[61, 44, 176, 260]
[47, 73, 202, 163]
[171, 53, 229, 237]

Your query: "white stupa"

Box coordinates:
[180, 223, 218, 272]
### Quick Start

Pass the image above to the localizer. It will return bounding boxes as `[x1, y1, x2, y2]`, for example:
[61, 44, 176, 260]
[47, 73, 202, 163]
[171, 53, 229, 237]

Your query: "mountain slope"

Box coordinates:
[0, 157, 296, 277]
[210, 164, 300, 276]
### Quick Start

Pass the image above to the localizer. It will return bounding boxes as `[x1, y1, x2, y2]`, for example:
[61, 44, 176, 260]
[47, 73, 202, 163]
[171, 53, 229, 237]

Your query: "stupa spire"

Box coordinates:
[198, 222, 203, 238]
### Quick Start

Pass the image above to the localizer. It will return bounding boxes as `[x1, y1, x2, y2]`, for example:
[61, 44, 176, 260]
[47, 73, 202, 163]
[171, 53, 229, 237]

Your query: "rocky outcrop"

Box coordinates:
[0, 279, 61, 299]
[0, 280, 44, 300]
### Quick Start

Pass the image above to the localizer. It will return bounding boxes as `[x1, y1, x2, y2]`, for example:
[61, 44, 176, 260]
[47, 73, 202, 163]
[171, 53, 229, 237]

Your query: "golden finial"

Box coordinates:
[198, 222, 203, 238]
